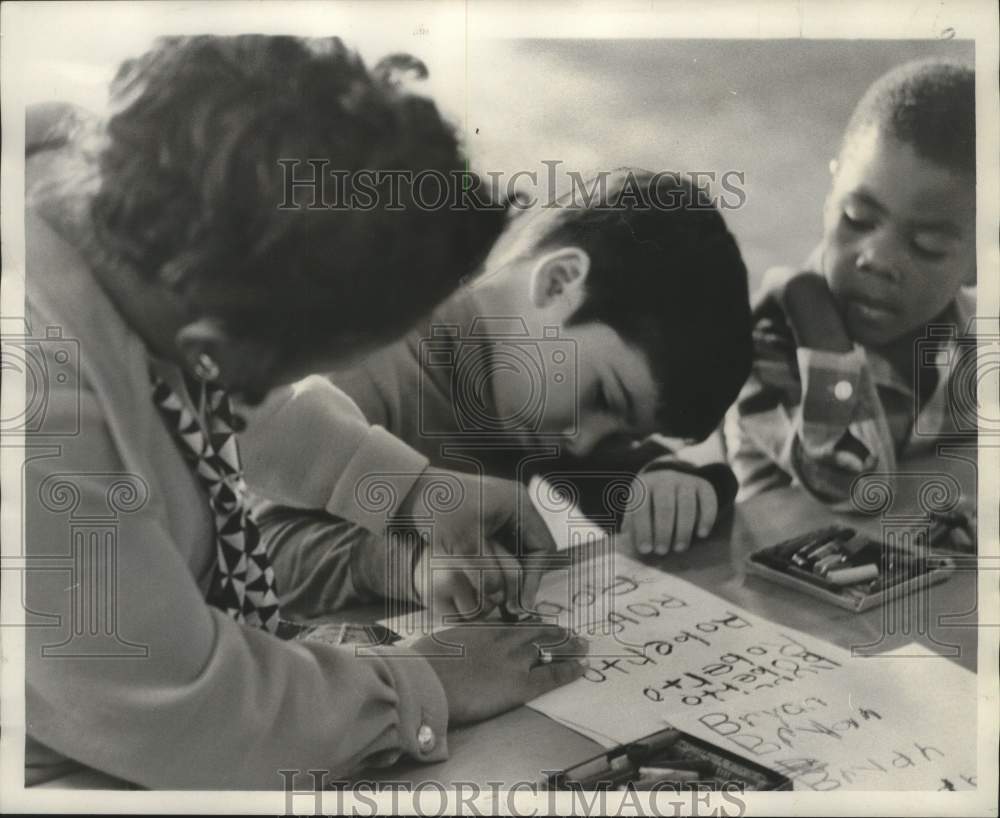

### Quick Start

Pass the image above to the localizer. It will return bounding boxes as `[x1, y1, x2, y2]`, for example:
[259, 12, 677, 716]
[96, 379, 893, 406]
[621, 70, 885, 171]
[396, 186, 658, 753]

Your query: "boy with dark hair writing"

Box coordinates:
[249, 168, 754, 613]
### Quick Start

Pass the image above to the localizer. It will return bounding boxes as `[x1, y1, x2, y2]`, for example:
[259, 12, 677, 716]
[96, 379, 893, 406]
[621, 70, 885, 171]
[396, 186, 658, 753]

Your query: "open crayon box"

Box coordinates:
[745, 521, 962, 612]
[544, 726, 791, 791]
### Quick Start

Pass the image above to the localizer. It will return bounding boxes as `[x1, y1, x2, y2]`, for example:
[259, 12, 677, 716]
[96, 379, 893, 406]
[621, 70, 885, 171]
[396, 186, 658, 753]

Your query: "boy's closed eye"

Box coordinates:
[841, 202, 957, 262]
[910, 229, 956, 261]
[841, 201, 878, 231]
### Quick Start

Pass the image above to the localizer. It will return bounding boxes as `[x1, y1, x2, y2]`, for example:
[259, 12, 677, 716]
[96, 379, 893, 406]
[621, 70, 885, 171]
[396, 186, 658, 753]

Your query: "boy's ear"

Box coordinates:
[828, 158, 839, 177]
[528, 246, 590, 311]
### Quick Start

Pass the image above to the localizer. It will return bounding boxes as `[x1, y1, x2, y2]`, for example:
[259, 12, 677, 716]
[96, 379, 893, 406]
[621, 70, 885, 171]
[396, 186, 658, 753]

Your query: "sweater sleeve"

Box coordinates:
[238, 375, 430, 533]
[25, 387, 449, 790]
[254, 499, 423, 621]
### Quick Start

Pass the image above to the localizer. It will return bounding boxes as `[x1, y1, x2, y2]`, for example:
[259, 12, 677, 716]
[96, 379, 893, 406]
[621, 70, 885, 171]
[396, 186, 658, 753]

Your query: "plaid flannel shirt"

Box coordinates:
[724, 262, 976, 510]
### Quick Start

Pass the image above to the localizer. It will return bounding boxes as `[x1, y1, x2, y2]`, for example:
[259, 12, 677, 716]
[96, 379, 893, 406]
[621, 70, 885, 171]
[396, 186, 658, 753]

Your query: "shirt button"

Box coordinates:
[834, 380, 854, 401]
[417, 723, 436, 752]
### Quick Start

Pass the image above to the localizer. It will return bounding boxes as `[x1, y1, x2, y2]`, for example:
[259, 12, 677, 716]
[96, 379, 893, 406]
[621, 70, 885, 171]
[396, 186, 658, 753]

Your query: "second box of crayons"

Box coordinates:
[746, 524, 956, 612]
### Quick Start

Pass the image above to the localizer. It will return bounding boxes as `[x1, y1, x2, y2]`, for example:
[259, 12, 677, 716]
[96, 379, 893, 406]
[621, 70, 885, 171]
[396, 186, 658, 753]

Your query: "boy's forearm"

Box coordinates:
[255, 502, 422, 620]
[729, 269, 890, 505]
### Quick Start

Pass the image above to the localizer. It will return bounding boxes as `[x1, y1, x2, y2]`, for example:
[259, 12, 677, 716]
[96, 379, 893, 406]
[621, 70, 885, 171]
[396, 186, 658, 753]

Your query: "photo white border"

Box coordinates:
[2, 0, 997, 814]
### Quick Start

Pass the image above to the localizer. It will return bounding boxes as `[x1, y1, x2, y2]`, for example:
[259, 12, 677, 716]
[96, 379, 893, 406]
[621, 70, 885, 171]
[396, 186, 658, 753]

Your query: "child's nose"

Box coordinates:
[856, 229, 904, 282]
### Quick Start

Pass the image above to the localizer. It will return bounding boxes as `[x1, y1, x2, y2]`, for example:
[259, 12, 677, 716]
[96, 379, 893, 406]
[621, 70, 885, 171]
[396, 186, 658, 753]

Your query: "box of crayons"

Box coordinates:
[544, 726, 791, 791]
[746, 523, 958, 612]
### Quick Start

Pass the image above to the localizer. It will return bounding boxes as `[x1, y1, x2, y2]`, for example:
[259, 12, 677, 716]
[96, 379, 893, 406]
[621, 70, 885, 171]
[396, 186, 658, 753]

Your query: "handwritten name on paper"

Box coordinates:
[527, 552, 977, 791]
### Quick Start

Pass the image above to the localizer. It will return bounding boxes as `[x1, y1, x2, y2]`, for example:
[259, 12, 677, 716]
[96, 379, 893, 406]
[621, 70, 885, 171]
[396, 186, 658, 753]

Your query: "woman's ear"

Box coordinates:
[175, 317, 277, 395]
[175, 318, 228, 379]
[528, 246, 590, 312]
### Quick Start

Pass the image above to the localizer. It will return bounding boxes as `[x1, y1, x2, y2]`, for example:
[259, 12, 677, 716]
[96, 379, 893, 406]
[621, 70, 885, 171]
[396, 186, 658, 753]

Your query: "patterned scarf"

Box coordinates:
[150, 367, 281, 632]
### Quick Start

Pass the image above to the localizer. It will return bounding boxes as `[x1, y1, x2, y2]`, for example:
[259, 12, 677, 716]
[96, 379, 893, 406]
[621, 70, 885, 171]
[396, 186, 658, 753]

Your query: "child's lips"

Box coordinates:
[852, 301, 895, 323]
[843, 292, 898, 324]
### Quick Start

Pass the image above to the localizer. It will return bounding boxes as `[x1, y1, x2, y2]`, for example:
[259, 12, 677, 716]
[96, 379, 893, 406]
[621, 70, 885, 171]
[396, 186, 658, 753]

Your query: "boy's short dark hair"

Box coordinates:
[841, 57, 975, 175]
[92, 35, 505, 359]
[514, 168, 752, 442]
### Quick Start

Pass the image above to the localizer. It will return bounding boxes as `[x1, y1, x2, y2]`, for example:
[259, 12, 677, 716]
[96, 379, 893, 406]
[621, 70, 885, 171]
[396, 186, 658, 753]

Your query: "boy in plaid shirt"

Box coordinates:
[725, 58, 977, 509]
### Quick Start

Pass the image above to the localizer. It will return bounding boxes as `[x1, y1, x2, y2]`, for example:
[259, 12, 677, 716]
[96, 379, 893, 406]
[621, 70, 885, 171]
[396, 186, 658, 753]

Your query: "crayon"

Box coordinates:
[813, 553, 848, 575]
[633, 768, 703, 787]
[640, 761, 716, 777]
[826, 564, 879, 586]
[786, 564, 843, 591]
[791, 541, 825, 568]
[805, 541, 840, 562]
[790, 552, 811, 569]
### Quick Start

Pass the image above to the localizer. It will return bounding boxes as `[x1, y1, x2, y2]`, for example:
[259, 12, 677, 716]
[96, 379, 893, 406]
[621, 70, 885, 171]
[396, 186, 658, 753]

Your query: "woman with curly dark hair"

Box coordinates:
[24, 35, 587, 789]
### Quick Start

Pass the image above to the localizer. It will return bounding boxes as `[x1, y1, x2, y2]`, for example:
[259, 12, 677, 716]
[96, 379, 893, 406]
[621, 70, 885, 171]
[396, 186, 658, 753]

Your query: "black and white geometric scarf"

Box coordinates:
[150, 368, 281, 633]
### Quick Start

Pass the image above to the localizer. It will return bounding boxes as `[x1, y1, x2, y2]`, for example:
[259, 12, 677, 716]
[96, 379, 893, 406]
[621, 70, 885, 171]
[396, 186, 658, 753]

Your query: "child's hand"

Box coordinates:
[621, 470, 718, 556]
[402, 468, 558, 622]
[781, 272, 853, 353]
[414, 624, 589, 724]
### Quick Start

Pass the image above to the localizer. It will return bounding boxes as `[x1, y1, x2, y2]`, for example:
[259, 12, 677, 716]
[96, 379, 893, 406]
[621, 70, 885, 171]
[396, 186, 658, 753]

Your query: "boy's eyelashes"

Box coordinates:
[910, 232, 953, 261]
[841, 208, 876, 232]
[840, 209, 952, 262]
[910, 241, 949, 262]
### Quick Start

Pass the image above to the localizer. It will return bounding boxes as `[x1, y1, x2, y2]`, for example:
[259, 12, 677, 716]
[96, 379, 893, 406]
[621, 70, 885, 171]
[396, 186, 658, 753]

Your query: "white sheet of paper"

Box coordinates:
[526, 552, 978, 792]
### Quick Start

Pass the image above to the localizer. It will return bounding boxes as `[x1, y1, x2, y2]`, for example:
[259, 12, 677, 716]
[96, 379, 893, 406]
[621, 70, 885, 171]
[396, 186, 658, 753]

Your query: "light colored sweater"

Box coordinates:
[23, 116, 448, 789]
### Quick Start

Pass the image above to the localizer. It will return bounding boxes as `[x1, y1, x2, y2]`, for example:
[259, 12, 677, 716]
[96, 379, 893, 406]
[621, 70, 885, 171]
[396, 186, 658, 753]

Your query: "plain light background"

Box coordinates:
[16, 9, 973, 291]
[2, 4, 997, 816]
[464, 38, 975, 289]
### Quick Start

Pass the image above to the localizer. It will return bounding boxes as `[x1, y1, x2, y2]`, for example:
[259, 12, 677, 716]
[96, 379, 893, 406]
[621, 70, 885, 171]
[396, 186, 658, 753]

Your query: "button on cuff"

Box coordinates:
[417, 723, 436, 753]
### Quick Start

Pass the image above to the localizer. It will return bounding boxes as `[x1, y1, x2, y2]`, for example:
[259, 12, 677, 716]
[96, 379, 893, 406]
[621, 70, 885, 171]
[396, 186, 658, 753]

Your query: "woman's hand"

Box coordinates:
[413, 624, 589, 724]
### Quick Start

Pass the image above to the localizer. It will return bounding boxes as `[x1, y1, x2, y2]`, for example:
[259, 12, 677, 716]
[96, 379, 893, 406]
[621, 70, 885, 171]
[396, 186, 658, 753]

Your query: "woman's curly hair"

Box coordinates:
[91, 35, 505, 357]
